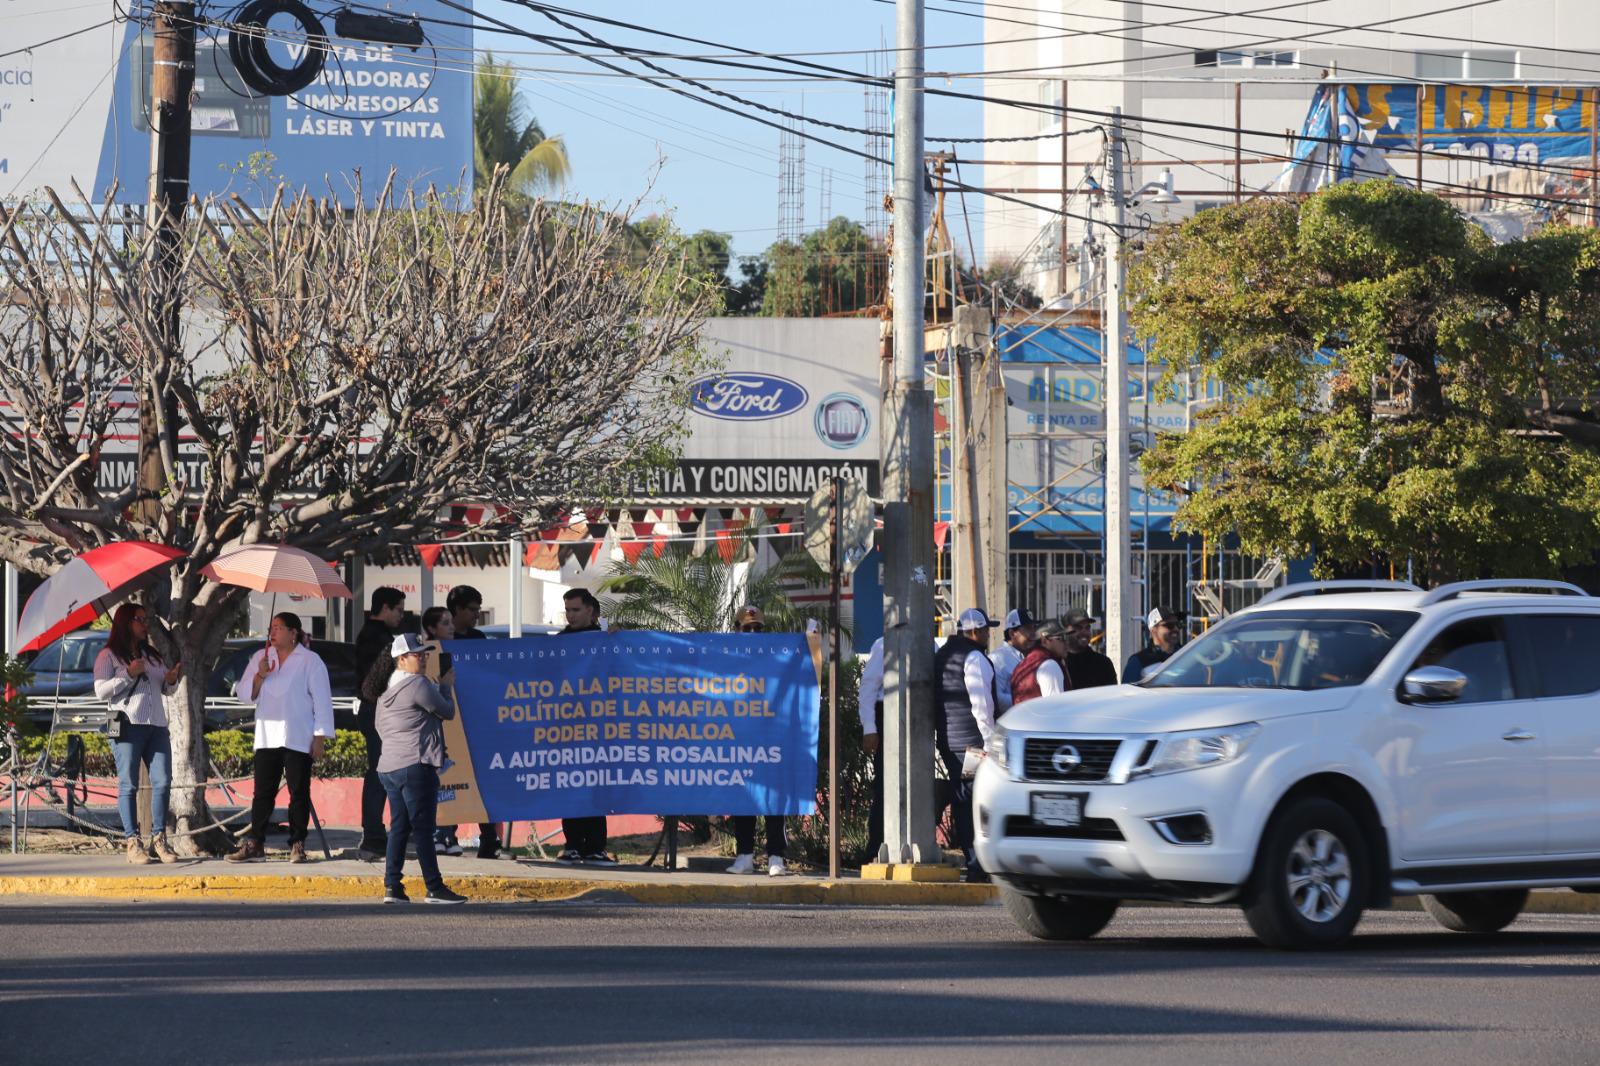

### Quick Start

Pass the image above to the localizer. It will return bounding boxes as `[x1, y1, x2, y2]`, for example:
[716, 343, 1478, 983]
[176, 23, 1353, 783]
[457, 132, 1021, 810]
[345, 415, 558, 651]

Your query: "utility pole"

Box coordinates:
[139, 2, 195, 840]
[877, 0, 939, 869]
[139, 2, 195, 531]
[1103, 108, 1135, 673]
[950, 304, 1000, 645]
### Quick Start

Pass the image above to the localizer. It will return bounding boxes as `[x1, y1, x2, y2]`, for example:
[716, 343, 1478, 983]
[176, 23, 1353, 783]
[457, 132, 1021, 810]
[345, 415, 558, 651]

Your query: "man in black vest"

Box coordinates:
[556, 587, 614, 866]
[355, 586, 406, 861]
[935, 608, 998, 882]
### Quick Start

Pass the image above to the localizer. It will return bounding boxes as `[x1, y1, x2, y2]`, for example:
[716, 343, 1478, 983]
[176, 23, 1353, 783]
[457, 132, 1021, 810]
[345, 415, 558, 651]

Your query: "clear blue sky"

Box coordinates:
[474, 0, 986, 266]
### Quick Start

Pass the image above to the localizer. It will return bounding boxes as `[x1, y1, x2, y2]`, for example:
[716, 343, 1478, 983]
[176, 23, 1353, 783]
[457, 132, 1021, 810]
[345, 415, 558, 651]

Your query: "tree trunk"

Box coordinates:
[166, 663, 232, 856]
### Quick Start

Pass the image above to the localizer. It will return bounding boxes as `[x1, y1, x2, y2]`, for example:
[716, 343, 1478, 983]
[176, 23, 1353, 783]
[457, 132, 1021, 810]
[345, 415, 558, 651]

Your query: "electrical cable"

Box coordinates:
[153, 5, 1598, 220]
[227, 0, 326, 96]
[467, 0, 1600, 180]
[427, 0, 1127, 232]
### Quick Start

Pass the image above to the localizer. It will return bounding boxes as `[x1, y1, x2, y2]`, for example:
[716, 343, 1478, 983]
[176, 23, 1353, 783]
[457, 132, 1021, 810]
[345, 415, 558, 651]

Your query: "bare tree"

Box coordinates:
[0, 176, 710, 851]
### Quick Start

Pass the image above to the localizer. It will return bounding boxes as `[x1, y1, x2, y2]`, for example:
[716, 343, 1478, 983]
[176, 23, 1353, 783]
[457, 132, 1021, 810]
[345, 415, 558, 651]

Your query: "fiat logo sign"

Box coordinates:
[1051, 744, 1083, 774]
[814, 393, 870, 449]
[689, 373, 809, 421]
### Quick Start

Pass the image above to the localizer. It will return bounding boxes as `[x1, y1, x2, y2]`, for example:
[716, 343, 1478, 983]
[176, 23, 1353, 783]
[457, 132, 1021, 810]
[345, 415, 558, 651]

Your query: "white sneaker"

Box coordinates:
[726, 854, 756, 875]
[768, 856, 789, 877]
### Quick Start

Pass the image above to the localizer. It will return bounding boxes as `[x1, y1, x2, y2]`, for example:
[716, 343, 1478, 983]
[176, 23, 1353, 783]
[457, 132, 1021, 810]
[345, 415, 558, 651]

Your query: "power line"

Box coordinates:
[442, 1, 1600, 180]
[918, 0, 1600, 82]
[164, 6, 1596, 221]
[420, 0, 1125, 232]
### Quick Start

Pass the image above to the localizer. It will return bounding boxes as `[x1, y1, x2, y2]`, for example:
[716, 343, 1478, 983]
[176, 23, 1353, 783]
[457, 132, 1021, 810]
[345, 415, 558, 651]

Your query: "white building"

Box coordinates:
[981, 1, 1600, 298]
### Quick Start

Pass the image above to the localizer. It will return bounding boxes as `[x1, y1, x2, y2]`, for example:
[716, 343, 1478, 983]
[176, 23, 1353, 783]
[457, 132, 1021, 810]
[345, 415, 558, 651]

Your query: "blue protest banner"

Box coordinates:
[436, 632, 820, 822]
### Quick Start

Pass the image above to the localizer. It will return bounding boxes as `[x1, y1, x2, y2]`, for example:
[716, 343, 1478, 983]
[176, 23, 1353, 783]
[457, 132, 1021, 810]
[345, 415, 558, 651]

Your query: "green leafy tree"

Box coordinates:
[760, 218, 886, 317]
[1129, 180, 1600, 582]
[599, 534, 827, 633]
[474, 54, 571, 196]
[725, 256, 768, 316]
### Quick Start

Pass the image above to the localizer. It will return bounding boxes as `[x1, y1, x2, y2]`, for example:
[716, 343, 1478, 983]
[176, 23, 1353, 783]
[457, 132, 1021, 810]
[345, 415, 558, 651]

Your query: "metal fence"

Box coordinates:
[1008, 546, 1283, 635]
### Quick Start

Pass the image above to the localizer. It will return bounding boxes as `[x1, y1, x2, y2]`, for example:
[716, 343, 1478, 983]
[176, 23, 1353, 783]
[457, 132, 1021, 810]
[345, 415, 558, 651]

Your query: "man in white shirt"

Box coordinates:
[989, 608, 1038, 714]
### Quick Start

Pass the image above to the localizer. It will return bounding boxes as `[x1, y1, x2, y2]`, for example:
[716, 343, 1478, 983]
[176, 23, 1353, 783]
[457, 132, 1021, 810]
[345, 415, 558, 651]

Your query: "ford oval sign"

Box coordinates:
[689, 373, 809, 421]
[814, 393, 870, 449]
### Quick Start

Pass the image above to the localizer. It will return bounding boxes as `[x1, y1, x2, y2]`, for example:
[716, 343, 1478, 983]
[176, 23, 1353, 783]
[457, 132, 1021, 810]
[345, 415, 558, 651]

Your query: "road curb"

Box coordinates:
[3, 874, 1593, 914]
[0, 873, 1001, 906]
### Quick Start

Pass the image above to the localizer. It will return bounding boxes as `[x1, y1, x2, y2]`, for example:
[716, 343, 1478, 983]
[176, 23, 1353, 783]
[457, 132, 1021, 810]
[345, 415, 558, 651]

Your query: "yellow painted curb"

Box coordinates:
[861, 863, 963, 883]
[0, 874, 1000, 907]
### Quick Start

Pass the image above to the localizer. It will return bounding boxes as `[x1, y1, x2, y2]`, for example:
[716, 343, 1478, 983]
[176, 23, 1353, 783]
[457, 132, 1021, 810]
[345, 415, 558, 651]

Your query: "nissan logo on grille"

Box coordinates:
[1051, 744, 1083, 774]
[1023, 737, 1120, 782]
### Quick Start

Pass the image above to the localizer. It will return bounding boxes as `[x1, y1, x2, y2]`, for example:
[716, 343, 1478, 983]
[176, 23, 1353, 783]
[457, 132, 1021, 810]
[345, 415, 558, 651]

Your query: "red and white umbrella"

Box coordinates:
[17, 542, 187, 653]
[200, 544, 352, 599]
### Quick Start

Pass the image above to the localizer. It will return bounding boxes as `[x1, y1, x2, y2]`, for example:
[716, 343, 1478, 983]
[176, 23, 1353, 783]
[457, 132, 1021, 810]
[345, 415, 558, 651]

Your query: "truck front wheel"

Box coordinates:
[999, 883, 1119, 941]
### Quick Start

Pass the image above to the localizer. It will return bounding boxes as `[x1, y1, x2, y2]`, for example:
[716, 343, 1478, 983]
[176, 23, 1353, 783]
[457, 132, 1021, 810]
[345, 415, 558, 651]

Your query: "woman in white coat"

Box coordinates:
[225, 612, 333, 864]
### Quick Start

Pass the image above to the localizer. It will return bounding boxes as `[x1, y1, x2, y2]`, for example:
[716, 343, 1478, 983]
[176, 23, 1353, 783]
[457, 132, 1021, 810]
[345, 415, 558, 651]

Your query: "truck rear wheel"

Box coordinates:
[999, 883, 1119, 941]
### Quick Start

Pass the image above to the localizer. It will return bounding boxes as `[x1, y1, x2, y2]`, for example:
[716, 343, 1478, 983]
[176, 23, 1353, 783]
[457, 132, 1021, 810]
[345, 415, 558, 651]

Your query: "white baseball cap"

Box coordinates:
[391, 633, 428, 657]
[956, 608, 994, 632]
[1146, 606, 1183, 629]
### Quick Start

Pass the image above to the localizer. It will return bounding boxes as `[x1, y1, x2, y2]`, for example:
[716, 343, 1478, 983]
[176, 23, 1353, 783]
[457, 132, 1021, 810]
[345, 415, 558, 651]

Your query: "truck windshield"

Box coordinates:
[1144, 610, 1419, 690]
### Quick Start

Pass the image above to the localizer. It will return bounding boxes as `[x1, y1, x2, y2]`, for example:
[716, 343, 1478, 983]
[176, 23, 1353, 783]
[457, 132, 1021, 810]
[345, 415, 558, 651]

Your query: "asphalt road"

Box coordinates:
[4, 898, 1599, 1065]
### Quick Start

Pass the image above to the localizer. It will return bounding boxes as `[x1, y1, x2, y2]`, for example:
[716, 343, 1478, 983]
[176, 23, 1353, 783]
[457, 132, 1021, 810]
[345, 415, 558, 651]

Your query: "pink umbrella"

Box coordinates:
[200, 545, 352, 599]
[17, 542, 187, 653]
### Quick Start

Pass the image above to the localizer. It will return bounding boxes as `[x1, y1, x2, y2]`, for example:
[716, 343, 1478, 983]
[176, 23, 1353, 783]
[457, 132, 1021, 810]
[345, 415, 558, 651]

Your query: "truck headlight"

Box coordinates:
[984, 725, 1009, 770]
[1133, 722, 1260, 778]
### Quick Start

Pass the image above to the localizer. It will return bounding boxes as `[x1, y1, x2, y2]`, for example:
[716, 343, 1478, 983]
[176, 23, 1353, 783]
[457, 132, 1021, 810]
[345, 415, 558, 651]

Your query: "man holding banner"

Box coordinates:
[555, 588, 613, 866]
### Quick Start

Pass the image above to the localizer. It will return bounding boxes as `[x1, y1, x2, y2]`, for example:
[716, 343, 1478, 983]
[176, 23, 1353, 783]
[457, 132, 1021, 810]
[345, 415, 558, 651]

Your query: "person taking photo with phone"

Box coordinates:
[93, 602, 184, 864]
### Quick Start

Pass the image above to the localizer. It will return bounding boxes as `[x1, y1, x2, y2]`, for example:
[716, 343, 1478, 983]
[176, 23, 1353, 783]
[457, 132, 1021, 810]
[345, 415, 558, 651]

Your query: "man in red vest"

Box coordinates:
[1007, 621, 1071, 708]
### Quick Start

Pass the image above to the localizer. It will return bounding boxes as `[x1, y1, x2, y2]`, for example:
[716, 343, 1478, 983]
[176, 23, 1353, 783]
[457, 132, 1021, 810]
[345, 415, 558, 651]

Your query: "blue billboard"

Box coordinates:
[55, 2, 474, 206]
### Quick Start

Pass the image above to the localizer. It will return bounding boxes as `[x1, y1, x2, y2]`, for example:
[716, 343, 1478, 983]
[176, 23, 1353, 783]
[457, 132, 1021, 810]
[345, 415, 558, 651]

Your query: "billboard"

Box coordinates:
[0, 2, 472, 206]
[1344, 84, 1596, 163]
[629, 318, 883, 502]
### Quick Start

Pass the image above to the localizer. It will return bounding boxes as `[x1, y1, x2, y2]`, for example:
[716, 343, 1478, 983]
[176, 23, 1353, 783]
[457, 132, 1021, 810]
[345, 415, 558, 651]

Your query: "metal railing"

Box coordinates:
[27, 695, 362, 732]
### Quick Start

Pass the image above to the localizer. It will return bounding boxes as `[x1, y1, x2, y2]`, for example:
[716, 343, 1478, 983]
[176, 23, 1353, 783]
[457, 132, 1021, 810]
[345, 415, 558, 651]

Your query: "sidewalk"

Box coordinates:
[0, 829, 1000, 907]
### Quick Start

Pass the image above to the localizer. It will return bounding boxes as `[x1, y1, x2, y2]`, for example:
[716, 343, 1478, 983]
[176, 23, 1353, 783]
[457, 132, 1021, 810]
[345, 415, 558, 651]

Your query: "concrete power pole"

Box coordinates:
[137, 2, 195, 837]
[1103, 108, 1136, 672]
[138, 2, 195, 531]
[950, 305, 1003, 644]
[878, 0, 939, 867]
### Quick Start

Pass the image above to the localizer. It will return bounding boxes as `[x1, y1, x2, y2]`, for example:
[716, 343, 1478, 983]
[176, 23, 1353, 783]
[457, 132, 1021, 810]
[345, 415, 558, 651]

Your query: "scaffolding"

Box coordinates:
[778, 117, 806, 245]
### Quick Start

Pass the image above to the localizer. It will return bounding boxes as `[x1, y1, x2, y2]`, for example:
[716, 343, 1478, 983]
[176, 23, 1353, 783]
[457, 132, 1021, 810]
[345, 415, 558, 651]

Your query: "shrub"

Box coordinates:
[786, 658, 874, 868]
[18, 728, 370, 781]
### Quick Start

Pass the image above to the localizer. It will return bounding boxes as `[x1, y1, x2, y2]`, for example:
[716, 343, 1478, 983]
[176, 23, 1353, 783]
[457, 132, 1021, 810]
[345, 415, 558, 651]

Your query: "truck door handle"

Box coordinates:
[1502, 730, 1536, 742]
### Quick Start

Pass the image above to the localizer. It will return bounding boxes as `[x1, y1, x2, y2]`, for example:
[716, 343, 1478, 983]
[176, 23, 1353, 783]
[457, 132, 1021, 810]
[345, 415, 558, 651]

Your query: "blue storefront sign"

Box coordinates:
[439, 631, 820, 822]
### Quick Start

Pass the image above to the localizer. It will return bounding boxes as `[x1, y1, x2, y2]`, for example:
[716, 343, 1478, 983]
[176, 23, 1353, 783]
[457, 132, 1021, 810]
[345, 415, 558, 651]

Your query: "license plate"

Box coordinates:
[1031, 792, 1086, 828]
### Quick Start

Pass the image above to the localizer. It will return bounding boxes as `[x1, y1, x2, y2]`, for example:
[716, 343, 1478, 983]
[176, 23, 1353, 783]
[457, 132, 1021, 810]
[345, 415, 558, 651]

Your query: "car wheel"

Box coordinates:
[1420, 890, 1528, 933]
[1242, 796, 1369, 950]
[998, 883, 1119, 941]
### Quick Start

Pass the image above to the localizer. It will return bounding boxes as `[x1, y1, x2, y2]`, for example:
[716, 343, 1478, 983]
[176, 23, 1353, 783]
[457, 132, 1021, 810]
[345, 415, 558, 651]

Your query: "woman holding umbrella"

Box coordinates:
[226, 612, 333, 864]
[92, 602, 184, 864]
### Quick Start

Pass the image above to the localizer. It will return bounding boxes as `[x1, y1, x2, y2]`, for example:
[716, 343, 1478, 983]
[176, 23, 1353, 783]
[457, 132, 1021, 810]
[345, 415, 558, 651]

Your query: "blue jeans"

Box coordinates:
[112, 724, 171, 839]
[379, 763, 444, 891]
